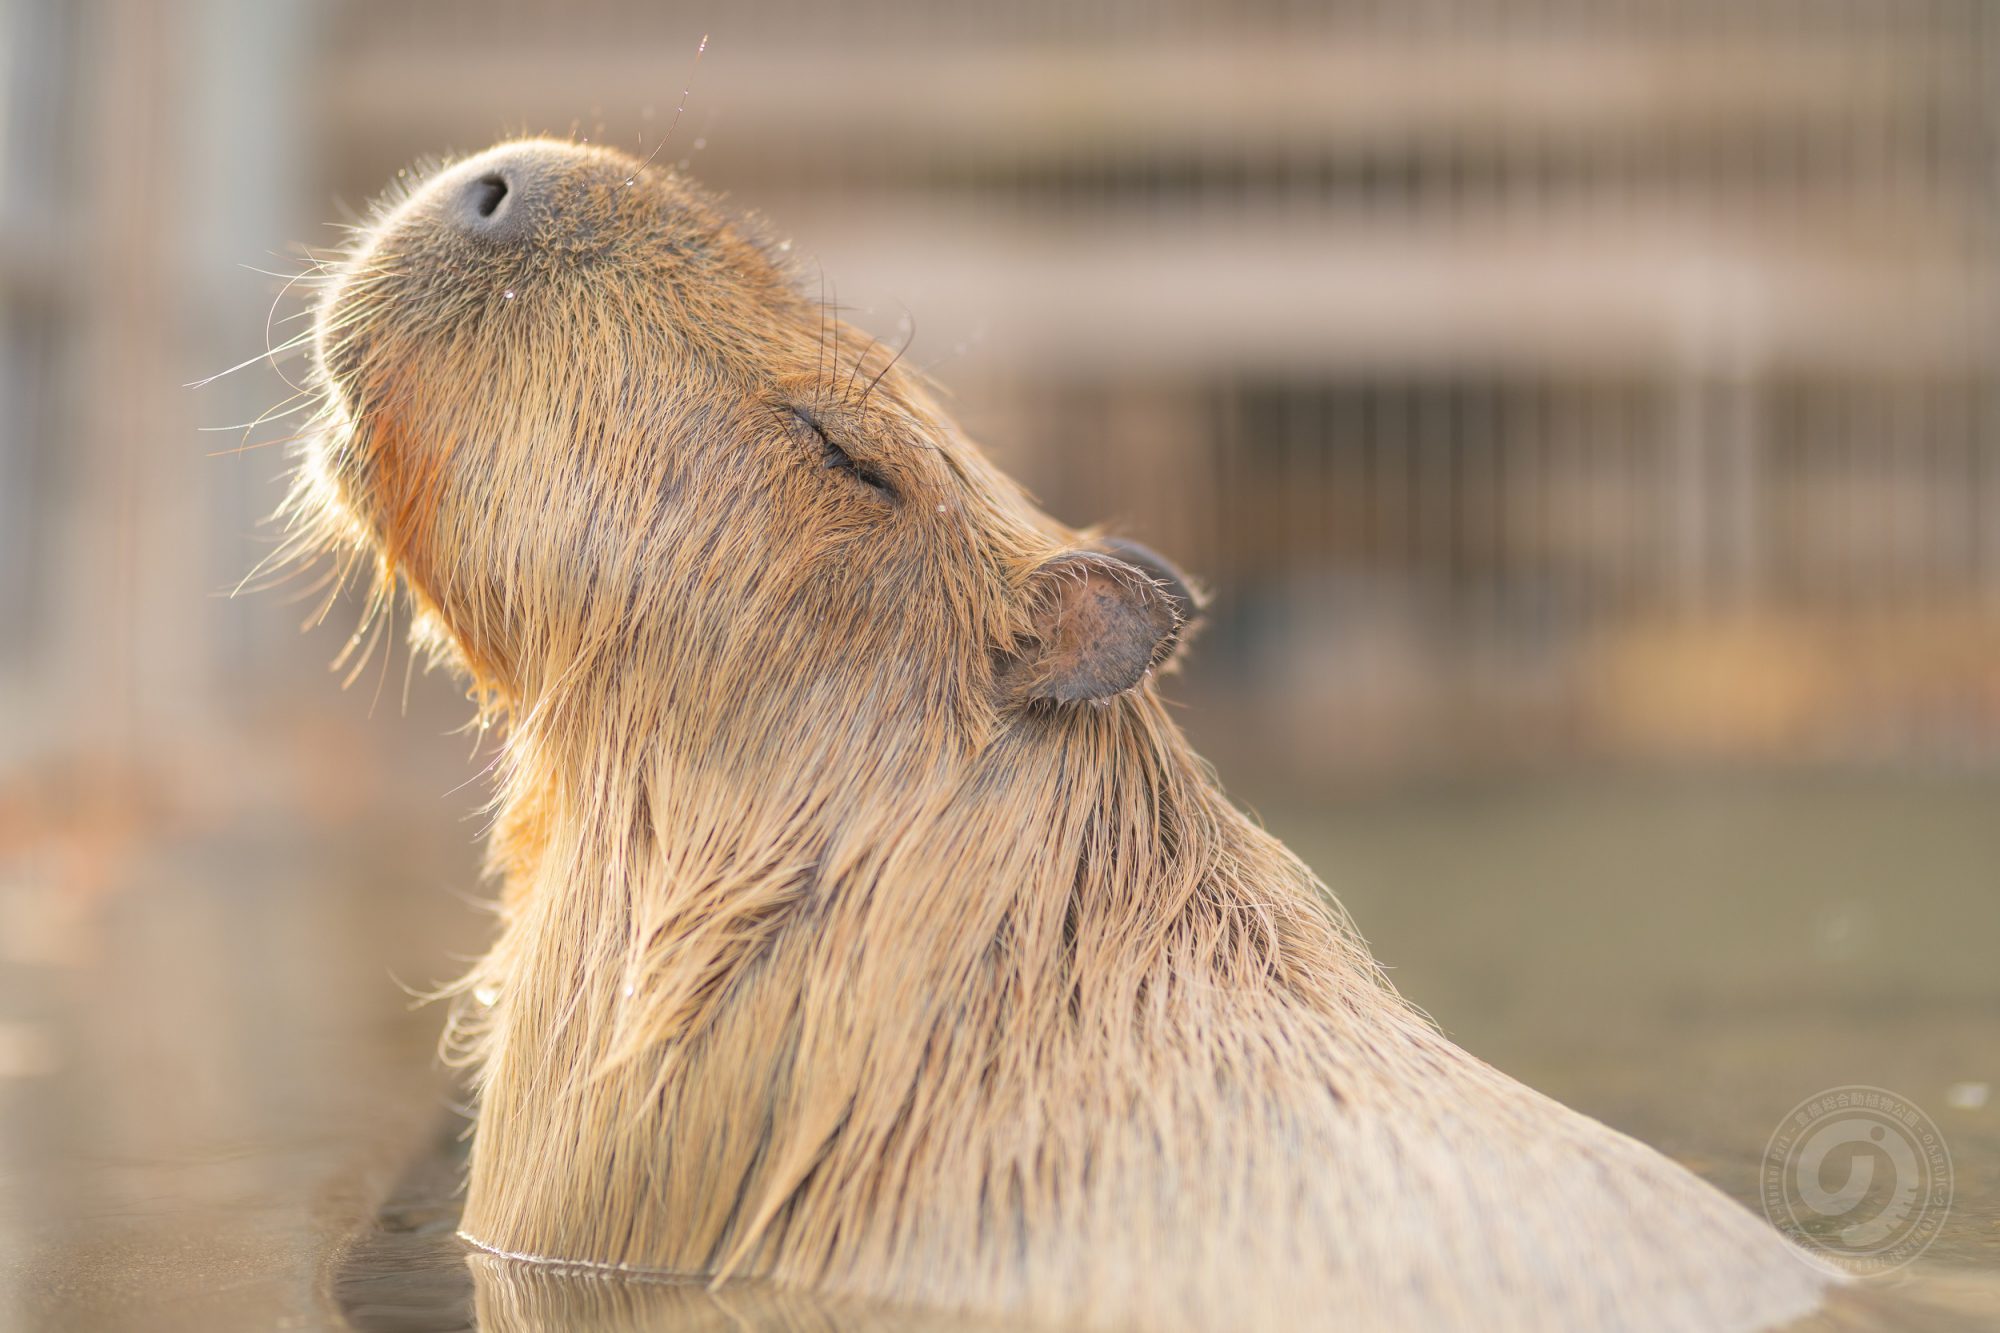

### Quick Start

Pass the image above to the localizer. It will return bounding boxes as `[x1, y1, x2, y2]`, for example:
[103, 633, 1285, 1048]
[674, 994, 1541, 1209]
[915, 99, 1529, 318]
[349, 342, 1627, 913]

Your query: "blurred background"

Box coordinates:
[1, 3, 1996, 1329]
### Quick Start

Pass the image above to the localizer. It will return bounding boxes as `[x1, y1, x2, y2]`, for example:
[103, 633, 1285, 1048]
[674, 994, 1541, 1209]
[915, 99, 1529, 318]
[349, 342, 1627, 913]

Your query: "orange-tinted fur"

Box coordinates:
[286, 140, 1852, 1331]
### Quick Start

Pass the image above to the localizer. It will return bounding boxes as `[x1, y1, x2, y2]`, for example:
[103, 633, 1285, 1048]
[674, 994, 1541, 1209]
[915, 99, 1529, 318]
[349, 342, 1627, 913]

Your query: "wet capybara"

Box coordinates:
[290, 139, 1848, 1331]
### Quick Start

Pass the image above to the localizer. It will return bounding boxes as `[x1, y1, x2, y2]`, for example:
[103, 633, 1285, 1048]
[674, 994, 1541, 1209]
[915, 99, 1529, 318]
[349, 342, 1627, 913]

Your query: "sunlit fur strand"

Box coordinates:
[293, 140, 1849, 1333]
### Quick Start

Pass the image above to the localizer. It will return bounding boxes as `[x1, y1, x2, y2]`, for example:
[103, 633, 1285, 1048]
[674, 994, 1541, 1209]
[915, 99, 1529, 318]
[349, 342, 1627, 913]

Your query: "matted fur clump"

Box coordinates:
[286, 139, 1848, 1331]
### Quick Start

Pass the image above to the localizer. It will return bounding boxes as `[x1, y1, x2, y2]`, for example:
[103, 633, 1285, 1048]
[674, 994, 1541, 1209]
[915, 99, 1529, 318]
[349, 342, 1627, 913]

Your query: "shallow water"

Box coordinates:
[3, 773, 1996, 1329]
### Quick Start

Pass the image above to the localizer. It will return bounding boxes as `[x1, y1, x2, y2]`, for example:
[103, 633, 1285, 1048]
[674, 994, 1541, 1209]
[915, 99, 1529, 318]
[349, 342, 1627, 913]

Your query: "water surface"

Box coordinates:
[4, 774, 1995, 1328]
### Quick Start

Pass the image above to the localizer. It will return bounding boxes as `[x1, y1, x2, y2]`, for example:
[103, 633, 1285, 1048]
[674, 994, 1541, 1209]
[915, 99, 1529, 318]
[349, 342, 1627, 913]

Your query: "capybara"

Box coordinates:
[290, 139, 1853, 1331]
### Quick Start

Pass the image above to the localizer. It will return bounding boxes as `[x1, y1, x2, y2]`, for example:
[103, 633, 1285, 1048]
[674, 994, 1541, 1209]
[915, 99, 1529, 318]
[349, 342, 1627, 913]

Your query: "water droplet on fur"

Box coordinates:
[777, 239, 792, 253]
[622, 984, 636, 998]
[473, 986, 498, 1006]
[936, 503, 947, 513]
[501, 289, 515, 300]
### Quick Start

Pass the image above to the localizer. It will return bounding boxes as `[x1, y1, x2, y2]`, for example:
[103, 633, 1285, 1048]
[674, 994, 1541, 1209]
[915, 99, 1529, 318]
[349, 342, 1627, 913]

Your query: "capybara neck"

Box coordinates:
[461, 680, 1397, 1267]
[296, 139, 1842, 1332]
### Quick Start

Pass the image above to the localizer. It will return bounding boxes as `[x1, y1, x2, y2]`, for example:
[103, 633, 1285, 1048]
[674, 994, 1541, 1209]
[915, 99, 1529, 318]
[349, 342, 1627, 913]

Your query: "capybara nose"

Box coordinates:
[446, 162, 535, 245]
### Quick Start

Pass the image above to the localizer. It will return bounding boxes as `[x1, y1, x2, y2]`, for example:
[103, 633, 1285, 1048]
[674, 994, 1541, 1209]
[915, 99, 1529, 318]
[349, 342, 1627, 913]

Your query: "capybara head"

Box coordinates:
[304, 138, 1196, 781]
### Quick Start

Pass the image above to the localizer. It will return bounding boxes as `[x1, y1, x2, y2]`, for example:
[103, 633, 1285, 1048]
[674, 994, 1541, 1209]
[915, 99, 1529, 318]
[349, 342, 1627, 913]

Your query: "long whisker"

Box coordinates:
[263, 256, 337, 398]
[199, 391, 315, 434]
[186, 327, 316, 389]
[207, 425, 315, 459]
[860, 311, 917, 411]
[623, 33, 710, 186]
[301, 548, 359, 632]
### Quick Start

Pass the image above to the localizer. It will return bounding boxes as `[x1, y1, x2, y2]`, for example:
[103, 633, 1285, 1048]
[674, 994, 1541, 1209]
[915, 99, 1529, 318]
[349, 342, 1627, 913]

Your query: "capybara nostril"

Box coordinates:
[448, 167, 529, 243]
[470, 173, 508, 218]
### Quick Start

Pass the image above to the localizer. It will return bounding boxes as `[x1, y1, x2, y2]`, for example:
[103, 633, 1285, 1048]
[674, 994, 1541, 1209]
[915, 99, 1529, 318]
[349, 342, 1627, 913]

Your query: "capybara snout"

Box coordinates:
[398, 140, 672, 257]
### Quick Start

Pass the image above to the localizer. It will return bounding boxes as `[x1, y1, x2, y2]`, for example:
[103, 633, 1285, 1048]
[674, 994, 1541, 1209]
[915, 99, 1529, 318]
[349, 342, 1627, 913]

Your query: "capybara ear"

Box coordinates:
[1014, 552, 1184, 703]
[1096, 537, 1205, 636]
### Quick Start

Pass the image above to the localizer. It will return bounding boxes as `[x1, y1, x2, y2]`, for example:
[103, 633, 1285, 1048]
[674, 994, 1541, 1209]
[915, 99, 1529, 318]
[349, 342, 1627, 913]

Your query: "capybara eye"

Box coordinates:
[790, 407, 896, 501]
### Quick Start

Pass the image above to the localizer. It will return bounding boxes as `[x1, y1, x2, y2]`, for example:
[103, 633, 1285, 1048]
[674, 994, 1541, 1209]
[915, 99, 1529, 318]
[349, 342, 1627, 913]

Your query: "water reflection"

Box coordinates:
[470, 1256, 964, 1333]
[334, 1119, 1020, 1333]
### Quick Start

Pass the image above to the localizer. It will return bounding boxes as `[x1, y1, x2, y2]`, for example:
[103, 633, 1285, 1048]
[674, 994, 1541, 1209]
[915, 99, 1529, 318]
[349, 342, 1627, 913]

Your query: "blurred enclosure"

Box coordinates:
[0, 0, 1996, 791]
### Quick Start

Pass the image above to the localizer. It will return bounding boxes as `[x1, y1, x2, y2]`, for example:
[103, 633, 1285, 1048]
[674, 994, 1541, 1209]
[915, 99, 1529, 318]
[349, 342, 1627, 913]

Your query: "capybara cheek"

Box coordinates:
[343, 398, 456, 591]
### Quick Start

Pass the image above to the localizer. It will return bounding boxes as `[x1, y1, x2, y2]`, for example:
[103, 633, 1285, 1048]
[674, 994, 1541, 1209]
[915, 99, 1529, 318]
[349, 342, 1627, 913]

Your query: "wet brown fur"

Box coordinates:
[289, 140, 1849, 1331]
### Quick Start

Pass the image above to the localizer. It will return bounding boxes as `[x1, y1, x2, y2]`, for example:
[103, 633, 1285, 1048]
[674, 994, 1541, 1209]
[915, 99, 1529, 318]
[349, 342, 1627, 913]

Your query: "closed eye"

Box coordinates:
[789, 407, 896, 500]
